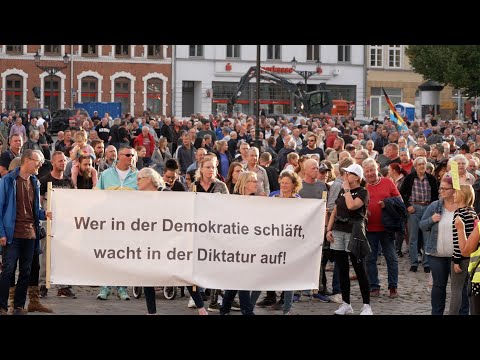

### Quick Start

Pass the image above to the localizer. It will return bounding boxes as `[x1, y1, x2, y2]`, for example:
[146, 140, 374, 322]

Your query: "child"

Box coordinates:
[452, 184, 477, 315]
[70, 130, 97, 188]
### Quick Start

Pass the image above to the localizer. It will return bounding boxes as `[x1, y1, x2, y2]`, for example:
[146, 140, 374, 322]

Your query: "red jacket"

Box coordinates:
[134, 132, 155, 157]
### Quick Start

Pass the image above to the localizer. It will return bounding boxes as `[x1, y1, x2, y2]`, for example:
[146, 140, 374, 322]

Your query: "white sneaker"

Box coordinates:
[329, 293, 343, 304]
[334, 302, 353, 315]
[187, 297, 197, 309]
[360, 304, 373, 315]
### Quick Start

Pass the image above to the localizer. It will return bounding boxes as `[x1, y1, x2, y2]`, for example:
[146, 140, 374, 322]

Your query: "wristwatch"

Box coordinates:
[344, 189, 351, 193]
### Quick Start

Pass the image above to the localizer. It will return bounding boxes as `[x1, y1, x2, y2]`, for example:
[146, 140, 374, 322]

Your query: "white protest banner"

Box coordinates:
[50, 189, 325, 290]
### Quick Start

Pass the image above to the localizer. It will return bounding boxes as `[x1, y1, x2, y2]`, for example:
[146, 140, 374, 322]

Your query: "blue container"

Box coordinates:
[74, 102, 122, 119]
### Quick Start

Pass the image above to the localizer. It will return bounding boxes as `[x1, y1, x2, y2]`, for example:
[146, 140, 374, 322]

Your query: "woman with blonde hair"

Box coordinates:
[136, 168, 208, 315]
[220, 171, 258, 316]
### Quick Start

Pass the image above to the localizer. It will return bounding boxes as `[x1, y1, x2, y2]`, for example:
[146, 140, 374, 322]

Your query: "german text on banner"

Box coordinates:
[50, 189, 325, 290]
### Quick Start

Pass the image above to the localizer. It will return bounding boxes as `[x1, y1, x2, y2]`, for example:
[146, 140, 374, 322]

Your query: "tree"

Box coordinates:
[406, 45, 480, 97]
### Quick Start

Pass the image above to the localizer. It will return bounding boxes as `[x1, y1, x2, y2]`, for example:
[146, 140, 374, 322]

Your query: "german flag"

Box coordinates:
[382, 88, 405, 128]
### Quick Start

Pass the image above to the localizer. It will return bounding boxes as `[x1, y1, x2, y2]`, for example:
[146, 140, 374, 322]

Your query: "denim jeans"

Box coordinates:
[0, 238, 36, 311]
[408, 204, 429, 268]
[283, 291, 294, 312]
[366, 231, 398, 290]
[428, 255, 451, 315]
[449, 259, 470, 315]
[220, 290, 254, 315]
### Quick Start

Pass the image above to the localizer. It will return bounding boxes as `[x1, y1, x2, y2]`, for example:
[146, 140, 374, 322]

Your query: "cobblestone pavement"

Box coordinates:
[24, 251, 437, 315]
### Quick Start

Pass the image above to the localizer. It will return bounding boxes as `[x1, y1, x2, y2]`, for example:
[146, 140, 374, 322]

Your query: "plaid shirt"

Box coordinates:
[410, 176, 431, 203]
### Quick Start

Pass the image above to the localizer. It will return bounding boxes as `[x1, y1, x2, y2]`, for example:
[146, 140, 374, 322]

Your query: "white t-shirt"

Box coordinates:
[433, 208, 455, 257]
[117, 168, 130, 182]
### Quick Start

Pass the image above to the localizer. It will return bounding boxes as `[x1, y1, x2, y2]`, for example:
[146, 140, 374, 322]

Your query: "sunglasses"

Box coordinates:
[120, 153, 134, 157]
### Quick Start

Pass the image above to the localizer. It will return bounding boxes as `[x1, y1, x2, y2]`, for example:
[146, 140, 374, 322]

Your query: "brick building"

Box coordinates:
[0, 45, 172, 117]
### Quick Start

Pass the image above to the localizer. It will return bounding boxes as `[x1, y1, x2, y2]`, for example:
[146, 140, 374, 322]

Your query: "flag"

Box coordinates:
[390, 110, 408, 131]
[383, 88, 406, 129]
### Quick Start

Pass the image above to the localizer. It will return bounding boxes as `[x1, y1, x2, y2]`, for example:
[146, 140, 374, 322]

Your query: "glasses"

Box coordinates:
[439, 187, 453, 191]
[29, 158, 43, 165]
[120, 153, 134, 157]
[308, 139, 316, 142]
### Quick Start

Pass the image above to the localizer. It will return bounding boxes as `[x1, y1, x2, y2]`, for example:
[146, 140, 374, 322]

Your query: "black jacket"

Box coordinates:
[382, 196, 407, 232]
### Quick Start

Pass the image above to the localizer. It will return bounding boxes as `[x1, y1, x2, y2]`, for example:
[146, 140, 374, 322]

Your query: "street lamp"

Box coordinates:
[34, 50, 70, 112]
[290, 57, 322, 92]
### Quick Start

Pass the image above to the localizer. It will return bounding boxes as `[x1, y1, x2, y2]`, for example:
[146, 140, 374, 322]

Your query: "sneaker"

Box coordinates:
[57, 287, 76, 298]
[117, 287, 130, 300]
[96, 286, 111, 300]
[328, 293, 343, 304]
[231, 300, 241, 311]
[360, 304, 373, 315]
[292, 294, 301, 303]
[207, 302, 221, 312]
[312, 293, 330, 303]
[409, 265, 418, 272]
[271, 299, 284, 310]
[334, 302, 353, 315]
[424, 267, 431, 273]
[389, 288, 399, 298]
[256, 297, 276, 307]
[370, 289, 380, 297]
[283, 310, 291, 315]
[39, 285, 48, 298]
[188, 297, 197, 309]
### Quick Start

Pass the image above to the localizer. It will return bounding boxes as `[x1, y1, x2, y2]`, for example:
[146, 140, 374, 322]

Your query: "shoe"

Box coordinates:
[328, 293, 343, 304]
[360, 304, 373, 315]
[231, 300, 241, 311]
[96, 286, 111, 300]
[370, 289, 380, 297]
[409, 266, 418, 272]
[424, 267, 431, 273]
[207, 302, 221, 312]
[283, 310, 291, 315]
[188, 297, 197, 309]
[396, 250, 403, 258]
[389, 288, 399, 298]
[256, 297, 276, 307]
[334, 302, 353, 315]
[39, 285, 48, 298]
[312, 293, 330, 303]
[293, 294, 301, 303]
[271, 299, 284, 310]
[117, 287, 130, 300]
[57, 287, 77, 298]
[13, 307, 28, 315]
[200, 292, 208, 301]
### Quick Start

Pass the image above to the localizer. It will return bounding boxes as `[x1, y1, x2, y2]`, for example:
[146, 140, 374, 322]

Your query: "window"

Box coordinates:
[370, 87, 402, 118]
[338, 45, 351, 62]
[370, 45, 382, 67]
[81, 77, 98, 103]
[267, 45, 281, 60]
[44, 45, 61, 55]
[388, 45, 401, 68]
[307, 45, 320, 61]
[115, 45, 130, 57]
[189, 45, 203, 57]
[114, 78, 130, 114]
[44, 76, 60, 111]
[5, 75, 23, 110]
[226, 45, 240, 58]
[82, 45, 97, 56]
[6, 45, 22, 54]
[148, 45, 163, 58]
[147, 79, 162, 115]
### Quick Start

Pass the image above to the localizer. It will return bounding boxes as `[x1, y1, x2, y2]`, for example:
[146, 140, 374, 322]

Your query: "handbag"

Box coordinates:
[39, 225, 47, 239]
[348, 220, 371, 260]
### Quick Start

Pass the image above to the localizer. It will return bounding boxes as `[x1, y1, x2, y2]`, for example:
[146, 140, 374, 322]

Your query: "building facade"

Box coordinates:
[0, 45, 172, 117]
[174, 45, 366, 118]
[366, 45, 459, 120]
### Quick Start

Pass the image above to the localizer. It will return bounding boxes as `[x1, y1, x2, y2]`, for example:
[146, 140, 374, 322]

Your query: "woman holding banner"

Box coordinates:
[220, 171, 258, 315]
[136, 168, 208, 315]
[325, 164, 372, 315]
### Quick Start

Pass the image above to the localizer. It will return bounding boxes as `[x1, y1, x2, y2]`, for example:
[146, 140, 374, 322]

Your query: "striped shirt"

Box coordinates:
[452, 206, 477, 263]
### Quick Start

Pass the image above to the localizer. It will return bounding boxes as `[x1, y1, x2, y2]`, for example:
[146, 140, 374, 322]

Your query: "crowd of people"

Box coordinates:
[0, 107, 480, 315]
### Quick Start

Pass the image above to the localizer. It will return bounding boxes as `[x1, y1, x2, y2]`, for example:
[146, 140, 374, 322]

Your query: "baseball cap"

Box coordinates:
[319, 163, 331, 172]
[330, 127, 341, 133]
[342, 164, 364, 179]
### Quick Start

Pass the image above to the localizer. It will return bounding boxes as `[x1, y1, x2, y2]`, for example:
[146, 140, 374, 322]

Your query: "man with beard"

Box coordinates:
[76, 155, 95, 189]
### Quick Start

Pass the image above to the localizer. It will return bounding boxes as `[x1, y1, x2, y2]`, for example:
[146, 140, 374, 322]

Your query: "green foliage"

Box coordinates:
[406, 45, 480, 97]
